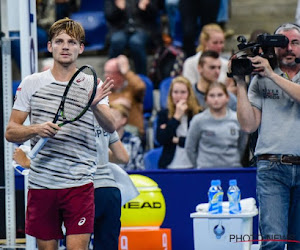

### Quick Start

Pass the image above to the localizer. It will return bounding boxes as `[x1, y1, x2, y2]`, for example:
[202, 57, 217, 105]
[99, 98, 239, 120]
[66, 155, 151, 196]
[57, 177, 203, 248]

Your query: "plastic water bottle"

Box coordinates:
[227, 179, 242, 214]
[208, 180, 223, 214]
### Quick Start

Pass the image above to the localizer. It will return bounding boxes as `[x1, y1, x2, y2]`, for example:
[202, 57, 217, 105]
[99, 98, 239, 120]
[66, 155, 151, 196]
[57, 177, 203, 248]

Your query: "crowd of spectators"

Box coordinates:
[34, 0, 262, 171]
[11, 3, 300, 248]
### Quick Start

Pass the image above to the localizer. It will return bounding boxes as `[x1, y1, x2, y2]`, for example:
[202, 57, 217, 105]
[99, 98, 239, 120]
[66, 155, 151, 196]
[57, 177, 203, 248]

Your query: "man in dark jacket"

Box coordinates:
[104, 0, 159, 75]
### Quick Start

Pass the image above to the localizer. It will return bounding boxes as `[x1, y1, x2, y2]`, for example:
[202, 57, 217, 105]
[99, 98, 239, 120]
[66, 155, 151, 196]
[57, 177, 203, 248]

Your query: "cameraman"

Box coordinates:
[232, 23, 300, 249]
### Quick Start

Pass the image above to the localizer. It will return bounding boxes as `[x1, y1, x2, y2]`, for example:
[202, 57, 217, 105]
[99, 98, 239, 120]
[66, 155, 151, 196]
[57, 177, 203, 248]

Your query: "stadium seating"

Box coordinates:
[143, 147, 163, 170]
[159, 76, 173, 110]
[70, 11, 107, 51]
[152, 114, 161, 148]
[172, 9, 183, 47]
[79, 0, 104, 12]
[138, 74, 154, 118]
[138, 74, 155, 150]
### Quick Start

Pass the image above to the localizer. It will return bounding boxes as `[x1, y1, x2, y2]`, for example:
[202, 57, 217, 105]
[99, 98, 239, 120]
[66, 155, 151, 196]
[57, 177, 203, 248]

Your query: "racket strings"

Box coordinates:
[63, 70, 95, 120]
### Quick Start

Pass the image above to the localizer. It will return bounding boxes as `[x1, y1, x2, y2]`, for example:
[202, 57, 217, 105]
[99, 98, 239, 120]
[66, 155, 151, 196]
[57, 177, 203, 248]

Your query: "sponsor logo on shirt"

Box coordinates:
[262, 88, 280, 99]
[76, 76, 85, 83]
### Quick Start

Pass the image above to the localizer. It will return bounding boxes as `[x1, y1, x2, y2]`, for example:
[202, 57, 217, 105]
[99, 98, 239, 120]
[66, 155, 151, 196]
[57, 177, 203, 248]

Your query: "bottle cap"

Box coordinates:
[229, 179, 237, 186]
[211, 180, 219, 186]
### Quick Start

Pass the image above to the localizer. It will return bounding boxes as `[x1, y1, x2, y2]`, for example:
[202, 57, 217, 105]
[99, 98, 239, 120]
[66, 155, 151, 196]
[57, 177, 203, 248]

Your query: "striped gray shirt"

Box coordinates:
[14, 69, 98, 189]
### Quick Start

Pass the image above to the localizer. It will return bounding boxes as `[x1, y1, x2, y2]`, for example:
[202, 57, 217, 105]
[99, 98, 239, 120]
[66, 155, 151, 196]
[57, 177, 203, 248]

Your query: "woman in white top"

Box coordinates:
[182, 23, 236, 94]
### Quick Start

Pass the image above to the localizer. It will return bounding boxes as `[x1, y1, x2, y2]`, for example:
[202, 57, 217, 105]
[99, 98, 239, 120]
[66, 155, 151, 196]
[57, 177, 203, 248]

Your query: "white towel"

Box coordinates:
[108, 163, 140, 206]
[196, 197, 257, 213]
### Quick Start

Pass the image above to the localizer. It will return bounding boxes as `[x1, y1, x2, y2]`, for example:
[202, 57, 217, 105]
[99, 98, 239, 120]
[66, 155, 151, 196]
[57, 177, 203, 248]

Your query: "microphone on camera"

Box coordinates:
[295, 58, 300, 64]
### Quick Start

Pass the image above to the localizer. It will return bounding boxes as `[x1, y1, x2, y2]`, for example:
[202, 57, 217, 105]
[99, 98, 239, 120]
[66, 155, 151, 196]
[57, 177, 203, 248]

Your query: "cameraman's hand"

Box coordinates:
[228, 56, 247, 85]
[249, 56, 273, 78]
[233, 74, 246, 85]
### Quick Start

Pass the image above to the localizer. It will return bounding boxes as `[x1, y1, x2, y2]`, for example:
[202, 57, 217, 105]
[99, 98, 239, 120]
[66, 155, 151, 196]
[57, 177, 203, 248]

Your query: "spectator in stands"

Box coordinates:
[104, 0, 159, 75]
[36, 0, 56, 51]
[193, 50, 237, 110]
[36, 0, 80, 52]
[110, 103, 145, 170]
[182, 23, 236, 94]
[156, 76, 202, 169]
[55, 0, 80, 20]
[185, 82, 248, 168]
[164, 0, 179, 40]
[178, 0, 220, 58]
[104, 55, 146, 137]
[216, 0, 234, 38]
[296, 0, 300, 26]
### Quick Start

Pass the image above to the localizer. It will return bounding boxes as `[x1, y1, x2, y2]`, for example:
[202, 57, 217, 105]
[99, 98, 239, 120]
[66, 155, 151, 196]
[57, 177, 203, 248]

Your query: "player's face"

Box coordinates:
[276, 29, 300, 67]
[48, 32, 84, 65]
[171, 82, 189, 104]
[199, 57, 221, 83]
[205, 31, 225, 54]
[205, 86, 229, 111]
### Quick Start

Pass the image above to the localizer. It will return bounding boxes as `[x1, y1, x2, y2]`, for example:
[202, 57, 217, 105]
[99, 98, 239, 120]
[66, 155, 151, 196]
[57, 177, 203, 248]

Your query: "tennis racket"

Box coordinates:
[28, 65, 98, 159]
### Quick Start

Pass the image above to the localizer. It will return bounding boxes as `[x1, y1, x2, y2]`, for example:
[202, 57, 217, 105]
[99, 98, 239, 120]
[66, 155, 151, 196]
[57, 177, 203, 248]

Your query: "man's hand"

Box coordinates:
[228, 56, 247, 86]
[117, 55, 130, 75]
[249, 56, 274, 78]
[38, 121, 60, 138]
[115, 0, 125, 9]
[91, 77, 114, 107]
[138, 0, 150, 10]
[233, 74, 247, 86]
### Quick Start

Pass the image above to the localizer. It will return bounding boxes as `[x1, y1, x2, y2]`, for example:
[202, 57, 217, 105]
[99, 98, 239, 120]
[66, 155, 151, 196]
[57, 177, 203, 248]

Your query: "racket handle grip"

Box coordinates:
[14, 165, 29, 175]
[28, 138, 49, 159]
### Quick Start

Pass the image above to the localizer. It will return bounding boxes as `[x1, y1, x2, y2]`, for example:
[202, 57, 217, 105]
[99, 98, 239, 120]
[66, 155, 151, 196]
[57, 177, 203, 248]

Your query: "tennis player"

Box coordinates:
[5, 18, 115, 250]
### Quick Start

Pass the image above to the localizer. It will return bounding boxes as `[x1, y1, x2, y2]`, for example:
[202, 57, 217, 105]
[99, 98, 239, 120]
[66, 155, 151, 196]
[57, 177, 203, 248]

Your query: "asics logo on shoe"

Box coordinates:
[78, 217, 86, 226]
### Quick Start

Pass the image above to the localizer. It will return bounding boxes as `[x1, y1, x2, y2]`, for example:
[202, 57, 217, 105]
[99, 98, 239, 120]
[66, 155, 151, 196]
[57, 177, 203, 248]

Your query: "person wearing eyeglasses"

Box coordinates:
[193, 50, 237, 111]
[231, 23, 300, 249]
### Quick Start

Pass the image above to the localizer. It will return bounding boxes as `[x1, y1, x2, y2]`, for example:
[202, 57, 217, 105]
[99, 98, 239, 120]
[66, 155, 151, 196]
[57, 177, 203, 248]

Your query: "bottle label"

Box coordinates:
[208, 191, 224, 214]
[228, 191, 241, 214]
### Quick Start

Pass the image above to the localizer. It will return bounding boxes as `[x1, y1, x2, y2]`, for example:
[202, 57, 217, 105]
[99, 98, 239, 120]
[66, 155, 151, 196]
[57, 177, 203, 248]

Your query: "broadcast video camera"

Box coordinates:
[230, 33, 289, 75]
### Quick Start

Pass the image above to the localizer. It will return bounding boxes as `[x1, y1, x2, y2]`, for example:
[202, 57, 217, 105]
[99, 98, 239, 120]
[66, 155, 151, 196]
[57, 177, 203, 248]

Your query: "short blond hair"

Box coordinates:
[48, 17, 85, 44]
